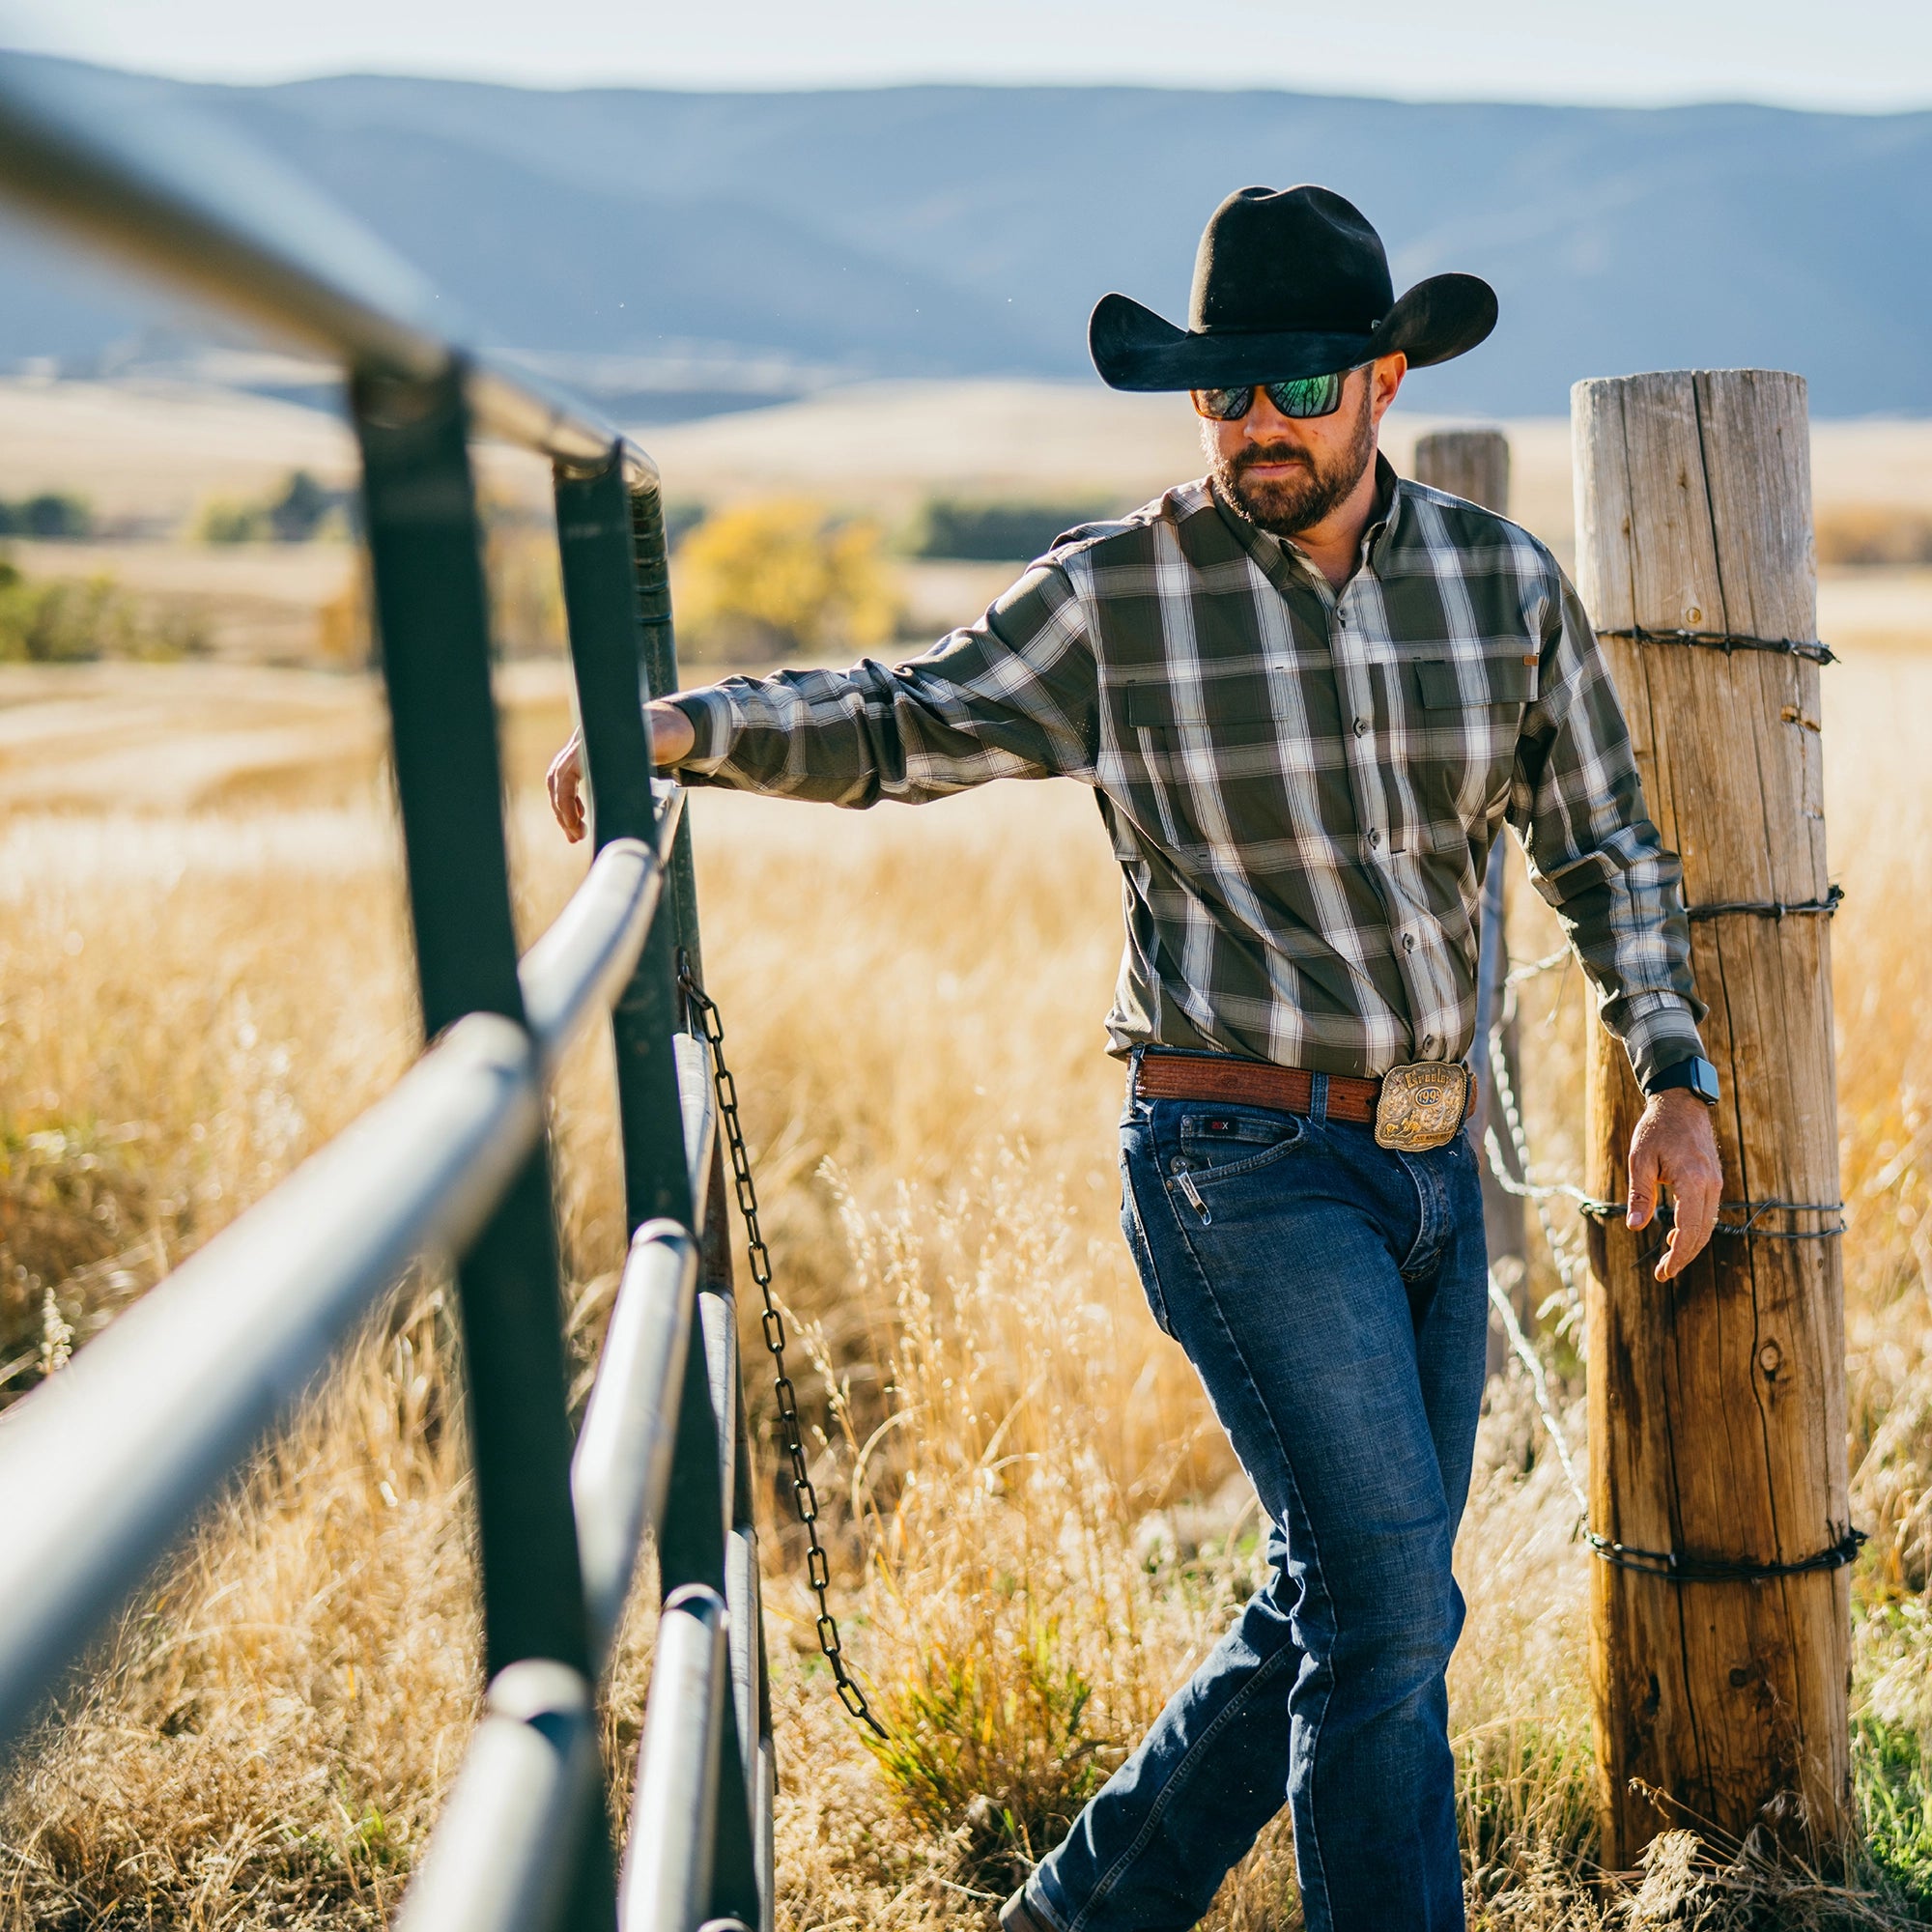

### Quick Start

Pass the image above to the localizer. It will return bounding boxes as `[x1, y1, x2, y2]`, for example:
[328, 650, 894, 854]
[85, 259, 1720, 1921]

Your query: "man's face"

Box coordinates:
[1202, 356, 1403, 538]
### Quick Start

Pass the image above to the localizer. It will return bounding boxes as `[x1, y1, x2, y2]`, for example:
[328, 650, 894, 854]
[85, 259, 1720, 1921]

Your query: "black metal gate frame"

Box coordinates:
[0, 56, 773, 1932]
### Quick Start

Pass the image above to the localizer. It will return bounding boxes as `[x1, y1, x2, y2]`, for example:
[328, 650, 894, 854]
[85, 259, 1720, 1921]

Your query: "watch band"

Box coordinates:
[1645, 1055, 1720, 1104]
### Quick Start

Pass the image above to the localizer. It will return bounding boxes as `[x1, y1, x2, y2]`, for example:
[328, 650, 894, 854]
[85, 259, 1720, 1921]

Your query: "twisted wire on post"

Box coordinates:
[1596, 624, 1836, 667]
[1478, 1007, 1861, 1583]
[1486, 1267, 1589, 1520]
[1485, 1026, 1592, 1309]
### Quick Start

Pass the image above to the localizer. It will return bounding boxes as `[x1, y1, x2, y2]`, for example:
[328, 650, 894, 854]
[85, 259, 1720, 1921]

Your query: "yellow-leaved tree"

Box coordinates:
[673, 498, 901, 661]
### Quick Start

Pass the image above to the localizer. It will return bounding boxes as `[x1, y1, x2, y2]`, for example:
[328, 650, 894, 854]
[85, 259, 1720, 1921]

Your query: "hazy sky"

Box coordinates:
[7, 0, 1929, 112]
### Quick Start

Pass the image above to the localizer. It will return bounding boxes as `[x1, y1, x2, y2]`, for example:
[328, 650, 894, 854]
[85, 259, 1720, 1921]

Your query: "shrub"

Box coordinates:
[268, 470, 336, 543]
[674, 498, 901, 660]
[197, 470, 348, 546]
[0, 565, 204, 662]
[907, 497, 1114, 562]
[195, 497, 269, 545]
[0, 492, 93, 539]
[1857, 1712, 1932, 1913]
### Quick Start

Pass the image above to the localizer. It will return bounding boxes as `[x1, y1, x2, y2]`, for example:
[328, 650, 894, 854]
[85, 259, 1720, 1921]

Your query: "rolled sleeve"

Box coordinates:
[1512, 577, 1708, 1089]
[661, 561, 1097, 809]
[668, 684, 738, 770]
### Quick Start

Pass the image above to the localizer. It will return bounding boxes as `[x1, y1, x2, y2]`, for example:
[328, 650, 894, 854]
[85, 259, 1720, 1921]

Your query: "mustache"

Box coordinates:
[1230, 442, 1313, 474]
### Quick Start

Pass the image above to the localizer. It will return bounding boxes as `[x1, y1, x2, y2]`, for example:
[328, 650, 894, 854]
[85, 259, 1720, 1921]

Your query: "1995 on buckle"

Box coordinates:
[1374, 1063, 1472, 1152]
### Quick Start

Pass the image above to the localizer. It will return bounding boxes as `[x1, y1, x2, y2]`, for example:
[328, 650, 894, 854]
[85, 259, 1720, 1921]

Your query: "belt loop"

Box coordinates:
[1309, 1072, 1329, 1122]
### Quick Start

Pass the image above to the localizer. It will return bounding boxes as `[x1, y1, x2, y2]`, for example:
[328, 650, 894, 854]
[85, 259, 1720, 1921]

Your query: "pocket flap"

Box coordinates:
[1122, 683, 1177, 727]
[1413, 655, 1537, 709]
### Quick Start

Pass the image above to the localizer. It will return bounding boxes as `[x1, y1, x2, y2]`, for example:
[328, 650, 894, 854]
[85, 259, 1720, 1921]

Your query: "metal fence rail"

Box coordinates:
[0, 51, 774, 1932]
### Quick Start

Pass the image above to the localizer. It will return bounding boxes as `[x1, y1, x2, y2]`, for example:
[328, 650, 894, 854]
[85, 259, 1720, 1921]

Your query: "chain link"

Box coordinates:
[676, 958, 888, 1739]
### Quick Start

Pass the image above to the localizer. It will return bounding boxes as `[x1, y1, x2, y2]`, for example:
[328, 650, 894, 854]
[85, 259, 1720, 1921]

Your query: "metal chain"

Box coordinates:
[676, 959, 889, 1739]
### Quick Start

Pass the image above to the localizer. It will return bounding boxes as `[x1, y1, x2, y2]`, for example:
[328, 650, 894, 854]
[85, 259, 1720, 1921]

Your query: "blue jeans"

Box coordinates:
[1026, 1065, 1489, 1932]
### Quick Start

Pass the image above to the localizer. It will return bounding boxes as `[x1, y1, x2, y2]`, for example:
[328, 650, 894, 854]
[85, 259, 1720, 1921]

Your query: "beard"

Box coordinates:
[1207, 380, 1377, 537]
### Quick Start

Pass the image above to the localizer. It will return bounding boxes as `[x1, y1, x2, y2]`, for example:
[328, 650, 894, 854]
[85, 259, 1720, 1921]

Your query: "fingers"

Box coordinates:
[547, 759, 583, 841]
[1632, 1093, 1724, 1282]
[546, 734, 586, 843]
[1626, 1137, 1659, 1233]
[1657, 1153, 1721, 1282]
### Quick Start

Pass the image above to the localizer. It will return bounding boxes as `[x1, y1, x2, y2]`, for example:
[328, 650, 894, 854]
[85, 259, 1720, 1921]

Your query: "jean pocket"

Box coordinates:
[1120, 1153, 1175, 1337]
[1174, 1106, 1307, 1184]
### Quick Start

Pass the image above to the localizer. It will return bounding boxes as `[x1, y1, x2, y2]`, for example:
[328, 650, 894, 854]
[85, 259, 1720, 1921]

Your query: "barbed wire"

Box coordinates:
[1502, 945, 1571, 990]
[1485, 1027, 1591, 1311]
[1477, 996, 1861, 1583]
[1486, 1266, 1589, 1520]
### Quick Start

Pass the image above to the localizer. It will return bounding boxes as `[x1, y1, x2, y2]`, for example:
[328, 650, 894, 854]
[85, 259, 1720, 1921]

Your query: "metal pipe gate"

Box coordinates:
[0, 54, 775, 1932]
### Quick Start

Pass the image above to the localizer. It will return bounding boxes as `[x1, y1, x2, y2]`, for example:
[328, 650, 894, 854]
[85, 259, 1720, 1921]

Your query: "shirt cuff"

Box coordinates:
[1620, 997, 1708, 1092]
[665, 688, 736, 773]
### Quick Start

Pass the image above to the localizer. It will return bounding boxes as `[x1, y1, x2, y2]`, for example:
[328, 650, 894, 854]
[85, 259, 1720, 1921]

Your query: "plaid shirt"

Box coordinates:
[671, 457, 1706, 1085]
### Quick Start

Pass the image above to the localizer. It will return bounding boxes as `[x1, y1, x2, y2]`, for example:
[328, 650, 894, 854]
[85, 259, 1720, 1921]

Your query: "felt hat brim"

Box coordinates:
[1089, 272, 1498, 392]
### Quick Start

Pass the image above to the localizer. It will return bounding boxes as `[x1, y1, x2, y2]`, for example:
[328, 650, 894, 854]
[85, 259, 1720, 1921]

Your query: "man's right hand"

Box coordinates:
[547, 699, 697, 842]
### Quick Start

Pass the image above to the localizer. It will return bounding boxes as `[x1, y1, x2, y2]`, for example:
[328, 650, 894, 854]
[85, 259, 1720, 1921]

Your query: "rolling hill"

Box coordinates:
[3, 55, 1929, 416]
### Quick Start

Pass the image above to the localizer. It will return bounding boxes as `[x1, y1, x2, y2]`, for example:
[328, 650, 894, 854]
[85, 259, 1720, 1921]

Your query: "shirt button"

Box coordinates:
[1353, 716, 1368, 737]
[1367, 829, 1382, 849]
[1402, 933, 1416, 953]
[1423, 1035, 1437, 1051]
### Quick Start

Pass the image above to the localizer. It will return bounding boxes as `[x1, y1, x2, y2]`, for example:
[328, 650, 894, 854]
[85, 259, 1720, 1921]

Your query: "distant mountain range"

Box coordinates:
[4, 55, 1930, 417]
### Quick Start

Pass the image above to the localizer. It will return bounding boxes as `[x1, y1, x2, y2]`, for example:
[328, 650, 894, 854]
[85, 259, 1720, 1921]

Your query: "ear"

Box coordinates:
[1369, 353, 1407, 426]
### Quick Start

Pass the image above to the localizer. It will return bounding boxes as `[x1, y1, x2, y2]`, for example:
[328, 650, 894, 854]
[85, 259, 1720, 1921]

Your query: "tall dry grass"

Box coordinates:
[0, 654, 1927, 1927]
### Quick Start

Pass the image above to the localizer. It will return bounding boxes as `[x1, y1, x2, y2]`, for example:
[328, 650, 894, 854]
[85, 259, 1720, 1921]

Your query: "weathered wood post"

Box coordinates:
[1413, 426, 1509, 518]
[1413, 429, 1528, 1374]
[1572, 369, 1851, 1863]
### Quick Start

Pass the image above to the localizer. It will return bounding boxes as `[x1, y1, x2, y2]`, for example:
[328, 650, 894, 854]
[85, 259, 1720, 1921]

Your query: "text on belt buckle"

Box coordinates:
[1374, 1062, 1471, 1152]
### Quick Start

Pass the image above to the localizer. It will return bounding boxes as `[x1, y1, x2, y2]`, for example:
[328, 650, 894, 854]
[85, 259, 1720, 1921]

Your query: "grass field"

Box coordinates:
[0, 635, 1929, 1927]
[2, 371, 1931, 1926]
[6, 374, 1932, 653]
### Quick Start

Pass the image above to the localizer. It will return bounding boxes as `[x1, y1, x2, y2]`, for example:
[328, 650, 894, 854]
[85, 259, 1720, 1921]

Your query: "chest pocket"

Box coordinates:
[1410, 653, 1538, 711]
[1406, 650, 1538, 825]
[1117, 679, 1282, 745]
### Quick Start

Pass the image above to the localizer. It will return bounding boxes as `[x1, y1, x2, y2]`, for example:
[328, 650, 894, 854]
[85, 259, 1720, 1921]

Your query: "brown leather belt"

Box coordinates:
[1133, 1050, 1385, 1123]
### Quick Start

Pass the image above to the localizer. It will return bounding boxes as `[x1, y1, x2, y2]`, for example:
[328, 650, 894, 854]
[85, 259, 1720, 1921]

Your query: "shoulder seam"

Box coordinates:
[1397, 479, 1565, 587]
[1044, 481, 1209, 566]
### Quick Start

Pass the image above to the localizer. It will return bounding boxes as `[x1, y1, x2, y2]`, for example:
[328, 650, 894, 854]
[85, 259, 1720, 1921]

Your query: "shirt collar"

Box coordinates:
[1208, 451, 1405, 590]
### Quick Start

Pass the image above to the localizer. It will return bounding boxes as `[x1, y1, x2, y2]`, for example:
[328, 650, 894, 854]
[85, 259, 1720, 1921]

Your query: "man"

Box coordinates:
[550, 185, 1723, 1932]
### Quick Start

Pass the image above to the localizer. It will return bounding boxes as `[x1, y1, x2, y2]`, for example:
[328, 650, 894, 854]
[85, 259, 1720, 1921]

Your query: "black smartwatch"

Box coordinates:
[1644, 1055, 1720, 1105]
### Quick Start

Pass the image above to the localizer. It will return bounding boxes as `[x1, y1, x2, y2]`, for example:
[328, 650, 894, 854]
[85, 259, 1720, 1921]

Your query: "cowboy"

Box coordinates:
[548, 185, 1723, 1932]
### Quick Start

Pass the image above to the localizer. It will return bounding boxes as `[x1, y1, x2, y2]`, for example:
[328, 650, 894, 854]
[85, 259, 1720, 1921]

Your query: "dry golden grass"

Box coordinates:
[0, 650, 1927, 1928]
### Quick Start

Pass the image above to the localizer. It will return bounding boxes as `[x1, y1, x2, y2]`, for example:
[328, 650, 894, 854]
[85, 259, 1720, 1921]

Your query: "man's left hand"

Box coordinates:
[1626, 1089, 1723, 1282]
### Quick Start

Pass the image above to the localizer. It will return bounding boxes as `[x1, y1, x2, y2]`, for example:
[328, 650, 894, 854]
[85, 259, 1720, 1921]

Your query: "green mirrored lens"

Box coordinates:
[1261, 373, 1345, 419]
[1195, 386, 1254, 421]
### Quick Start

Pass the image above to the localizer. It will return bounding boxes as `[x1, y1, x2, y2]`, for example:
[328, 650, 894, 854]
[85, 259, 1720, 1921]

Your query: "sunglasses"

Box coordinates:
[1191, 370, 1352, 422]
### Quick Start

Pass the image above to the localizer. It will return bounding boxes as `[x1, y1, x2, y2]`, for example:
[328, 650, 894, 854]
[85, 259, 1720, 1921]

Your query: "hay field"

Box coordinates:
[0, 629, 1929, 1928]
[7, 373, 1932, 643]
[2, 371, 1931, 1926]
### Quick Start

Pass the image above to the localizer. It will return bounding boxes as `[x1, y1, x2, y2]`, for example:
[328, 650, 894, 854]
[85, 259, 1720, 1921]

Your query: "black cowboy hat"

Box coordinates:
[1090, 185, 1496, 392]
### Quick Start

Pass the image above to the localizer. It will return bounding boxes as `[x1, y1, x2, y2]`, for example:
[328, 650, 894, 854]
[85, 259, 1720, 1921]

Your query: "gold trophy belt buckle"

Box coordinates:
[1374, 1062, 1473, 1152]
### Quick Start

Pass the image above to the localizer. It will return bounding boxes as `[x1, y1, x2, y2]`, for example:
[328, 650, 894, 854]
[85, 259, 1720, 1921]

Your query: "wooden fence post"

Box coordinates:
[1572, 369, 1851, 1863]
[1413, 429, 1528, 1377]
[1413, 427, 1509, 519]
